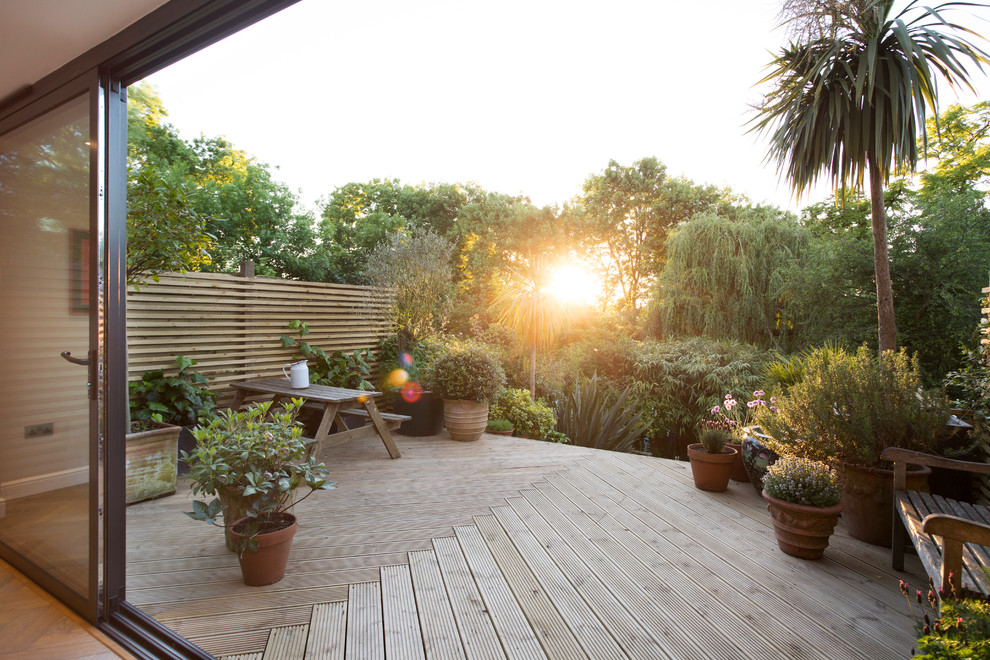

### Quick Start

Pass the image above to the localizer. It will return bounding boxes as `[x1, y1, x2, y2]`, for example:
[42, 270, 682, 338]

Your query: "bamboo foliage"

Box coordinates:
[126, 271, 392, 405]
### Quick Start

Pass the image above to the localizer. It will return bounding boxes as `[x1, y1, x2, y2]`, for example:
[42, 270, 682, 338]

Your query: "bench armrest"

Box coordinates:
[881, 447, 990, 476]
[922, 513, 990, 546]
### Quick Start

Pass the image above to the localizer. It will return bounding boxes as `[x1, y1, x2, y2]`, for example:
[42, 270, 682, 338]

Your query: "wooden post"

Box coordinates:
[239, 260, 255, 278]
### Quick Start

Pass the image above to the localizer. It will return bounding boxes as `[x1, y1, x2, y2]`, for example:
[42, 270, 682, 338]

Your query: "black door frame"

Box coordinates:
[0, 1, 301, 656]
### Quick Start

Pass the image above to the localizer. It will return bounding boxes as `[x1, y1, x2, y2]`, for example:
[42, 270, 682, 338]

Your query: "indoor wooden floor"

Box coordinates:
[125, 433, 928, 659]
[0, 558, 132, 659]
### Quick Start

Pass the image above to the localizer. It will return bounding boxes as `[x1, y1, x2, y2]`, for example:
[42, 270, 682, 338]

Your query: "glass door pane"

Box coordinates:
[0, 94, 95, 608]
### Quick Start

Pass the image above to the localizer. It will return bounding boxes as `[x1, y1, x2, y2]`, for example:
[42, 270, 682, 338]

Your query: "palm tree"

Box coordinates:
[490, 253, 569, 398]
[750, 0, 988, 353]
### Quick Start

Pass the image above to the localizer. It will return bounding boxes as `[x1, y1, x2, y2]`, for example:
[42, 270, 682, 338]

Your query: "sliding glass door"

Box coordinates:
[0, 85, 102, 620]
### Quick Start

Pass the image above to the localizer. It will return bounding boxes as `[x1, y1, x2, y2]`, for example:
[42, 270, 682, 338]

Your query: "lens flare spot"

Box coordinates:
[401, 382, 423, 402]
[387, 369, 409, 387]
[400, 352, 414, 367]
[356, 394, 369, 404]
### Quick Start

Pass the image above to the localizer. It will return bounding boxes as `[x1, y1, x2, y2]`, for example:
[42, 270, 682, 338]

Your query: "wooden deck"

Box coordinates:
[125, 433, 927, 659]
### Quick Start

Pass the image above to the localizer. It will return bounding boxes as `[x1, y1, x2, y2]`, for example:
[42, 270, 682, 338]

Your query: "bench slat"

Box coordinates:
[900, 491, 945, 589]
[932, 494, 990, 594]
[339, 408, 412, 423]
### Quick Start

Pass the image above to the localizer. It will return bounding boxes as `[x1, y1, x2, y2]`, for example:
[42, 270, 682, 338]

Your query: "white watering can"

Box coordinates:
[282, 359, 310, 388]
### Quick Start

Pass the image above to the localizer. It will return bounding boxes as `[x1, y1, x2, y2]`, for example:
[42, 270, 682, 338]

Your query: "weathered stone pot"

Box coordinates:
[687, 444, 737, 492]
[763, 491, 844, 559]
[841, 462, 930, 547]
[126, 421, 180, 504]
[442, 399, 489, 442]
[229, 512, 298, 586]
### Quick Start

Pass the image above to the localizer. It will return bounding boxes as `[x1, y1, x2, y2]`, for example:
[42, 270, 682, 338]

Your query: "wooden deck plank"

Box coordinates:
[262, 624, 308, 660]
[468, 518, 585, 659]
[453, 525, 546, 660]
[432, 536, 506, 660]
[345, 582, 384, 660]
[381, 565, 426, 660]
[565, 461, 904, 659]
[305, 601, 346, 660]
[516, 488, 722, 660]
[407, 551, 467, 660]
[584, 454, 915, 652]
[535, 477, 787, 660]
[473, 513, 625, 660]
[494, 502, 669, 660]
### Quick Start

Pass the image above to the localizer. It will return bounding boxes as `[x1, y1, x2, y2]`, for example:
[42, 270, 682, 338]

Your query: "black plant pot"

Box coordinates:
[391, 390, 444, 436]
[177, 425, 197, 476]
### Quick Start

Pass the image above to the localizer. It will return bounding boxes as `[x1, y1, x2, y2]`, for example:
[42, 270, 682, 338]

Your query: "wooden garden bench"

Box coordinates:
[882, 447, 990, 597]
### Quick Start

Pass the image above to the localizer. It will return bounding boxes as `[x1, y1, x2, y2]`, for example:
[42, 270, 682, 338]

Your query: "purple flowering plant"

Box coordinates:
[710, 390, 775, 440]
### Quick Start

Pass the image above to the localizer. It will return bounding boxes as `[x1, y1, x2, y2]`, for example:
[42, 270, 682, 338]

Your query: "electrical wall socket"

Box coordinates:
[25, 423, 54, 439]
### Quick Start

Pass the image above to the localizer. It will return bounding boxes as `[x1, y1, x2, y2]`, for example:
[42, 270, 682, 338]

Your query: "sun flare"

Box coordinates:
[546, 263, 600, 305]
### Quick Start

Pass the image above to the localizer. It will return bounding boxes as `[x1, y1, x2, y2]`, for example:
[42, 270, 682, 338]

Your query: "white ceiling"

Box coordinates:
[0, 0, 170, 103]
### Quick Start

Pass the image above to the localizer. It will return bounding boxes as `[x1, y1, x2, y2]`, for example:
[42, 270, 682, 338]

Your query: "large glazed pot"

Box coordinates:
[391, 390, 444, 436]
[686, 444, 737, 492]
[229, 513, 298, 586]
[841, 462, 930, 547]
[763, 491, 843, 559]
[741, 431, 779, 496]
[442, 399, 489, 442]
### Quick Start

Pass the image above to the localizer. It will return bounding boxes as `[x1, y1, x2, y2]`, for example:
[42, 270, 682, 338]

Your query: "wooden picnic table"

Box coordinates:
[229, 377, 402, 459]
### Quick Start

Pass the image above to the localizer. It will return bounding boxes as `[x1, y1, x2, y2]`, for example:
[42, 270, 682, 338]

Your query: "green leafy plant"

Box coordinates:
[280, 320, 375, 390]
[430, 344, 506, 402]
[901, 577, 990, 659]
[555, 374, 648, 452]
[485, 418, 513, 433]
[697, 425, 730, 454]
[756, 345, 948, 468]
[129, 356, 218, 426]
[489, 388, 556, 439]
[541, 430, 570, 444]
[181, 400, 334, 554]
[762, 456, 841, 507]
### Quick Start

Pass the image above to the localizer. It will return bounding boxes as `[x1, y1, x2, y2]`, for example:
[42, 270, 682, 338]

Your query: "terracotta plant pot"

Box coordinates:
[687, 444, 737, 492]
[442, 399, 489, 442]
[841, 462, 930, 547]
[487, 428, 514, 436]
[763, 491, 844, 559]
[229, 513, 298, 586]
[726, 442, 750, 483]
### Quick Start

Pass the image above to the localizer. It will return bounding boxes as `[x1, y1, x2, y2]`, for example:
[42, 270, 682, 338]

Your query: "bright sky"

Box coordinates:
[143, 0, 990, 216]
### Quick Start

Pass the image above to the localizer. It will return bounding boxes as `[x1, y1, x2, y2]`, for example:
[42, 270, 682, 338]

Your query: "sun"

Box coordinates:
[546, 263, 600, 305]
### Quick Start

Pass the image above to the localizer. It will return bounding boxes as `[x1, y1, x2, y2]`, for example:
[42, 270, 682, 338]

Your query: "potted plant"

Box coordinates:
[710, 391, 772, 483]
[687, 422, 737, 492]
[762, 456, 844, 559]
[182, 399, 334, 585]
[431, 345, 506, 442]
[486, 418, 514, 436]
[755, 345, 946, 547]
[129, 355, 219, 478]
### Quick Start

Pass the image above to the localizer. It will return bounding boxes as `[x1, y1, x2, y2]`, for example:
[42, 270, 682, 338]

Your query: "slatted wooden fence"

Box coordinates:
[126, 270, 393, 405]
[979, 284, 990, 504]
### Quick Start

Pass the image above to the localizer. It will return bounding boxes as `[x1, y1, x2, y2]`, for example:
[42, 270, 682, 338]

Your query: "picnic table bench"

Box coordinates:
[883, 447, 990, 597]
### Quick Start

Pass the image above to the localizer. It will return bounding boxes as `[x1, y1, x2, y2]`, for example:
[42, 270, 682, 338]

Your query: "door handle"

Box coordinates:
[61, 351, 89, 365]
[61, 350, 97, 400]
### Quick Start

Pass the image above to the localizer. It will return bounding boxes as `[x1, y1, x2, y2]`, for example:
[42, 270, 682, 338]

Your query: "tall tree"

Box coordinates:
[750, 0, 989, 353]
[577, 157, 731, 315]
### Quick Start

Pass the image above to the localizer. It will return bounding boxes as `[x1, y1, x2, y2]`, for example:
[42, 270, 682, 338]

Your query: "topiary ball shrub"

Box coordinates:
[431, 345, 506, 402]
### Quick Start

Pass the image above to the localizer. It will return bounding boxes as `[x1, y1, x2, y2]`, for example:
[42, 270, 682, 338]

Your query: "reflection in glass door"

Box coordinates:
[0, 93, 96, 613]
